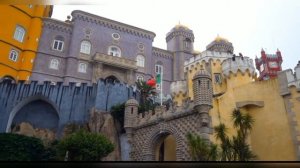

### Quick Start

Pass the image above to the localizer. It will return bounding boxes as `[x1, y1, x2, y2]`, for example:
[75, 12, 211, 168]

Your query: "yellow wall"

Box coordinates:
[180, 58, 298, 160]
[0, 5, 52, 81]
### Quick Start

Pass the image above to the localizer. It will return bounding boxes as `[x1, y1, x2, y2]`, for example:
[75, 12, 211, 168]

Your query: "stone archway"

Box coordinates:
[105, 75, 120, 84]
[6, 95, 60, 133]
[152, 132, 177, 161]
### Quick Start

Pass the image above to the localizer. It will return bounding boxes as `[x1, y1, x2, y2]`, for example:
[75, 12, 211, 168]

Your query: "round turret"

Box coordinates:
[124, 98, 138, 129]
[125, 98, 139, 107]
[192, 69, 213, 110]
[206, 35, 234, 54]
[193, 69, 211, 79]
[221, 56, 256, 78]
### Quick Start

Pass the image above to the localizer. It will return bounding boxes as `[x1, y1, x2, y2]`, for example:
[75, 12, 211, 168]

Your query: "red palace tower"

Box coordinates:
[255, 48, 283, 80]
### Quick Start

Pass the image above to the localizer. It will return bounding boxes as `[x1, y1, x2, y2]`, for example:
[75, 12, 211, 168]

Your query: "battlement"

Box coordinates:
[170, 80, 187, 96]
[184, 50, 232, 70]
[221, 56, 256, 78]
[279, 62, 300, 90]
[135, 100, 195, 129]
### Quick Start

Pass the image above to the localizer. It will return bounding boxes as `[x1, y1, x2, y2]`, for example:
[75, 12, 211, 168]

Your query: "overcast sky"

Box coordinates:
[51, 0, 300, 70]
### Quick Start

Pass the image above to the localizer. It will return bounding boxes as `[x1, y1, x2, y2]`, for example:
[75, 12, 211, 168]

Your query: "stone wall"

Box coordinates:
[0, 79, 138, 136]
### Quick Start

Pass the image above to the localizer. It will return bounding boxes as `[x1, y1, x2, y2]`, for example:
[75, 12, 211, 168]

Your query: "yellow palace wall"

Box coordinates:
[0, 5, 52, 81]
[181, 59, 297, 160]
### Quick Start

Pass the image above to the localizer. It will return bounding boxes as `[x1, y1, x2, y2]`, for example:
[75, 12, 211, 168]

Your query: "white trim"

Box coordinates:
[80, 40, 91, 54]
[52, 39, 64, 51]
[9, 49, 19, 62]
[78, 62, 87, 73]
[13, 25, 25, 43]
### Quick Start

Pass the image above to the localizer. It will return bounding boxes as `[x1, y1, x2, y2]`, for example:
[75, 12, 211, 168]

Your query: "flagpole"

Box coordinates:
[160, 71, 163, 106]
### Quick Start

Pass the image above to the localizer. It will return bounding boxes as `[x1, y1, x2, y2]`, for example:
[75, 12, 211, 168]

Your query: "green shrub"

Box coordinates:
[57, 129, 114, 161]
[0, 133, 46, 161]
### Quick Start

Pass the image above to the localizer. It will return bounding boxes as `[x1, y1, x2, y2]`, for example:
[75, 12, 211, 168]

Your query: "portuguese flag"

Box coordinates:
[156, 74, 161, 84]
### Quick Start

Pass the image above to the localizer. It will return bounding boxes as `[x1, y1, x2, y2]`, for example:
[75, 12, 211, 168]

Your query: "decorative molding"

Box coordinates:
[152, 47, 173, 60]
[71, 10, 155, 41]
[236, 101, 264, 108]
[166, 30, 194, 42]
[43, 18, 72, 34]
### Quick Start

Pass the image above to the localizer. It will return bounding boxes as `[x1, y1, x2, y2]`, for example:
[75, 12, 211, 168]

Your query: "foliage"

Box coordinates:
[111, 103, 126, 133]
[186, 133, 219, 161]
[136, 80, 157, 113]
[0, 133, 46, 161]
[214, 108, 256, 161]
[57, 129, 114, 161]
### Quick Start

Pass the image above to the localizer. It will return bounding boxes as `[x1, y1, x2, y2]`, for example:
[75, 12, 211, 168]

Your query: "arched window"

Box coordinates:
[80, 40, 91, 54]
[78, 62, 87, 73]
[185, 38, 191, 49]
[137, 75, 144, 81]
[136, 55, 145, 67]
[14, 25, 25, 42]
[108, 46, 121, 57]
[49, 59, 59, 70]
[52, 36, 64, 51]
[9, 49, 19, 62]
[155, 61, 163, 74]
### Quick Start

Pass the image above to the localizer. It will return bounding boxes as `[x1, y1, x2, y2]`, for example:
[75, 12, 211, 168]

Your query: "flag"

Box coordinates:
[156, 74, 161, 84]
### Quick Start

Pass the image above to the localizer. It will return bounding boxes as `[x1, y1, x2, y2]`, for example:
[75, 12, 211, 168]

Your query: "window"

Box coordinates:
[14, 26, 25, 42]
[112, 33, 120, 40]
[80, 40, 91, 54]
[185, 38, 191, 49]
[214, 73, 222, 84]
[52, 36, 64, 51]
[9, 49, 18, 62]
[108, 46, 121, 57]
[137, 75, 144, 81]
[49, 59, 59, 70]
[136, 55, 145, 67]
[78, 63, 87, 73]
[155, 64, 163, 74]
[156, 84, 161, 90]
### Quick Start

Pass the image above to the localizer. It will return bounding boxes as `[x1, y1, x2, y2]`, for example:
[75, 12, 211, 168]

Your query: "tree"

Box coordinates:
[111, 103, 126, 134]
[57, 129, 114, 161]
[214, 108, 256, 161]
[136, 80, 157, 112]
[0, 133, 46, 161]
[186, 133, 219, 161]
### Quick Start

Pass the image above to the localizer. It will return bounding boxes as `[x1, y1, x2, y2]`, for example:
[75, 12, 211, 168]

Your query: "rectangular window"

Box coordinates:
[53, 40, 64, 51]
[156, 84, 161, 90]
[155, 64, 163, 74]
[214, 73, 222, 84]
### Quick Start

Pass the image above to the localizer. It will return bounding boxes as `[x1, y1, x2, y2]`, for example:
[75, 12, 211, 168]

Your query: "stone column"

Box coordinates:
[92, 63, 103, 83]
[126, 69, 134, 85]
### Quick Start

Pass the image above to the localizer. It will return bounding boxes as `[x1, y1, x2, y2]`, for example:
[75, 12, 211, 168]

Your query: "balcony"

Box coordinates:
[92, 53, 137, 70]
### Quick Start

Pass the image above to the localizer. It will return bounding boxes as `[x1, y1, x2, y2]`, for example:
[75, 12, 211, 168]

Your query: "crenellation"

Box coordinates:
[222, 56, 256, 78]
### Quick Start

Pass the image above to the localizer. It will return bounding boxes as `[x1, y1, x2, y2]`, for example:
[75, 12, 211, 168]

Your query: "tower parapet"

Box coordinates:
[170, 80, 187, 97]
[124, 98, 139, 143]
[255, 49, 283, 80]
[222, 56, 256, 78]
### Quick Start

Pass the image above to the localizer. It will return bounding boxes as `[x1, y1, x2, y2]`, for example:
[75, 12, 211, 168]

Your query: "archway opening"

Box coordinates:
[10, 100, 59, 140]
[154, 133, 177, 161]
[105, 75, 120, 84]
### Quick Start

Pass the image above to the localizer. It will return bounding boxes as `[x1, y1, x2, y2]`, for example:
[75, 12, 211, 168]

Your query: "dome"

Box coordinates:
[174, 23, 189, 30]
[193, 69, 211, 79]
[214, 35, 229, 42]
[125, 98, 139, 106]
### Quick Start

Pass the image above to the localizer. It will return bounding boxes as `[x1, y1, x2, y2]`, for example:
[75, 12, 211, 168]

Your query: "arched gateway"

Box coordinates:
[124, 69, 214, 161]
